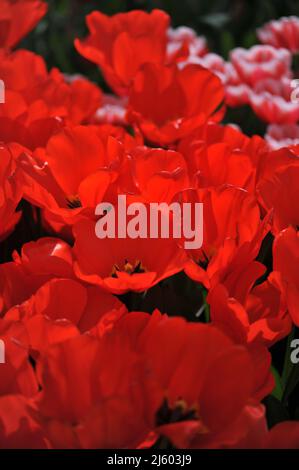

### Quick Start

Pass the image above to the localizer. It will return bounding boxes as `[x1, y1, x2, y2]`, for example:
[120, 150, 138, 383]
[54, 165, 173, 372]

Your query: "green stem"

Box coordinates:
[202, 289, 210, 323]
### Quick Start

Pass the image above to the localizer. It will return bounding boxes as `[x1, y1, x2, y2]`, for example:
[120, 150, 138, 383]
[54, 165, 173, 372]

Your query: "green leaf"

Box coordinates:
[271, 366, 283, 401]
[282, 328, 295, 392]
[263, 395, 289, 429]
[282, 363, 299, 406]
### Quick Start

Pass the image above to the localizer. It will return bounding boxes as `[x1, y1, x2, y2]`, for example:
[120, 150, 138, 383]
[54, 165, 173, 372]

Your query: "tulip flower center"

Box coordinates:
[196, 250, 209, 269]
[111, 259, 146, 276]
[156, 398, 197, 426]
[67, 195, 82, 209]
